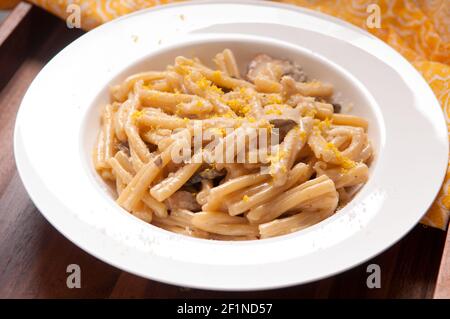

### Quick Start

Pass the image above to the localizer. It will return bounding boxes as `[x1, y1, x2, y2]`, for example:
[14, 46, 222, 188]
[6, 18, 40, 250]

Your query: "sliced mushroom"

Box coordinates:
[165, 191, 201, 212]
[281, 61, 307, 82]
[199, 168, 226, 180]
[185, 173, 203, 186]
[247, 54, 307, 83]
[269, 118, 297, 128]
[264, 104, 301, 124]
[269, 119, 297, 141]
[185, 167, 226, 186]
[332, 103, 342, 113]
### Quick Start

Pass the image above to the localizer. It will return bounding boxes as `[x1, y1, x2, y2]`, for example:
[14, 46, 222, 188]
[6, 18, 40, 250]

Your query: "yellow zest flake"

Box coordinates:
[299, 130, 307, 140]
[183, 117, 190, 124]
[317, 118, 332, 131]
[321, 117, 332, 130]
[209, 84, 224, 95]
[196, 77, 211, 90]
[241, 106, 251, 115]
[267, 94, 283, 104]
[340, 157, 357, 170]
[281, 165, 287, 173]
[226, 99, 239, 110]
[196, 100, 204, 107]
[247, 116, 256, 123]
[196, 76, 224, 95]
[226, 99, 250, 117]
[242, 195, 250, 202]
[265, 108, 282, 116]
[325, 142, 356, 169]
[131, 110, 144, 121]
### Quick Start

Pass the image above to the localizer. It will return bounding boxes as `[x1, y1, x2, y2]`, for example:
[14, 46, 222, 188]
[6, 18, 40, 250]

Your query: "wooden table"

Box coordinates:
[1, 3, 449, 299]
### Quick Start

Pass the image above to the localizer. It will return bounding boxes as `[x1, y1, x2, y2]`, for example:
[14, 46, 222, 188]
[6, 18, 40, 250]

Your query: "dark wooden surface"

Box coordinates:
[435, 226, 450, 298]
[0, 3, 449, 299]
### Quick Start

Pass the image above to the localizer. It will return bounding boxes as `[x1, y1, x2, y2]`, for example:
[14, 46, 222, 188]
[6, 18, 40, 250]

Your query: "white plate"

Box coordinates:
[14, 0, 448, 290]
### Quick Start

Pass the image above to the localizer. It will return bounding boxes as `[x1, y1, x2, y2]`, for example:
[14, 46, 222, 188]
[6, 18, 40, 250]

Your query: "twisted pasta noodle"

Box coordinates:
[140, 89, 196, 112]
[228, 162, 312, 216]
[153, 212, 210, 239]
[150, 153, 203, 202]
[281, 76, 333, 98]
[331, 114, 369, 131]
[93, 128, 106, 170]
[213, 49, 240, 79]
[259, 203, 337, 239]
[203, 172, 270, 211]
[107, 157, 133, 184]
[247, 175, 335, 224]
[111, 71, 166, 102]
[142, 129, 172, 145]
[117, 144, 174, 211]
[196, 179, 213, 206]
[129, 146, 145, 172]
[192, 212, 259, 237]
[175, 56, 253, 90]
[131, 202, 153, 223]
[103, 104, 116, 164]
[314, 161, 369, 189]
[114, 151, 134, 174]
[291, 192, 339, 214]
[270, 123, 310, 186]
[142, 193, 168, 218]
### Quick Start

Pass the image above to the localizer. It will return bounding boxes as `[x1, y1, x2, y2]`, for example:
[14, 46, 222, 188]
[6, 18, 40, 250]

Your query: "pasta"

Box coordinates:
[93, 50, 373, 240]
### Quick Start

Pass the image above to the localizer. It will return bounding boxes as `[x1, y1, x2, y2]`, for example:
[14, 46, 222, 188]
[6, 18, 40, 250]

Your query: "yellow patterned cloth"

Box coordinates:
[1, 0, 449, 229]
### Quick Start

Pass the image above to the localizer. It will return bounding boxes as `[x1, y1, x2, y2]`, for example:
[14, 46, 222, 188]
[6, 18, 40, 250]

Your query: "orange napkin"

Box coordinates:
[2, 0, 449, 229]
[275, 1, 450, 230]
